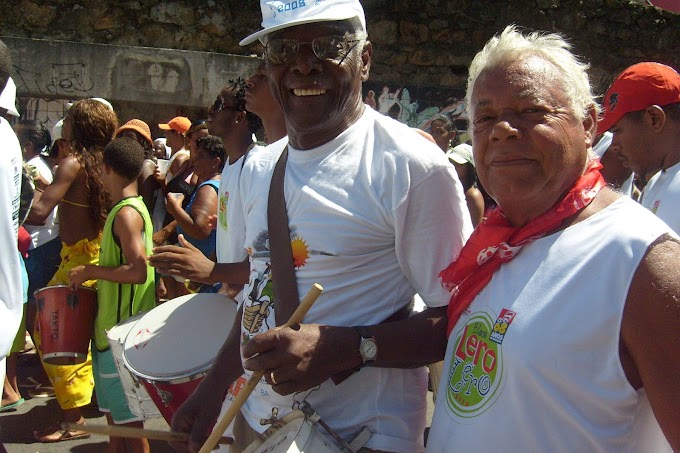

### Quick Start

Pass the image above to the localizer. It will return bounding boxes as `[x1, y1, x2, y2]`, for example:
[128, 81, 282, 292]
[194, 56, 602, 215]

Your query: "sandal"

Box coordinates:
[34, 424, 90, 443]
[0, 398, 25, 413]
[28, 384, 55, 398]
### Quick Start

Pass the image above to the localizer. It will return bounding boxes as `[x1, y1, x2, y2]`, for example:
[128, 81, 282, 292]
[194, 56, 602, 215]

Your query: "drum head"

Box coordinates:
[122, 293, 237, 382]
[107, 312, 146, 344]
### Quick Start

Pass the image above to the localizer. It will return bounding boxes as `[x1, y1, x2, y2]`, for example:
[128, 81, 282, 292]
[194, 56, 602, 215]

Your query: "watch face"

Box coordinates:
[360, 338, 377, 361]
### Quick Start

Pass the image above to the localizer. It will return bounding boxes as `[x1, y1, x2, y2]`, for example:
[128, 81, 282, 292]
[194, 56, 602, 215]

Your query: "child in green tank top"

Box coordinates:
[68, 137, 155, 452]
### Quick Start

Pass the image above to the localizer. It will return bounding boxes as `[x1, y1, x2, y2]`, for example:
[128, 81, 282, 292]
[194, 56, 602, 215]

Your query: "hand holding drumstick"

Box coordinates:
[198, 283, 324, 453]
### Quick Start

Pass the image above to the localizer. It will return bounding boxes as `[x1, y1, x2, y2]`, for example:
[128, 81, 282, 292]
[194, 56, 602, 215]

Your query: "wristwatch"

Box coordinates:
[354, 326, 377, 364]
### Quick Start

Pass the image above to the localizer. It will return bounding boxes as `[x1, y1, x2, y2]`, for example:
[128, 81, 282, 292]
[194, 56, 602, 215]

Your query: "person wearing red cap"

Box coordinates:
[600, 62, 680, 232]
[158, 116, 191, 181]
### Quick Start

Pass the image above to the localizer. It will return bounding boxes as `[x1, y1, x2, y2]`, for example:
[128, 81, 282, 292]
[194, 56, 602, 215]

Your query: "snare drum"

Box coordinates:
[35, 285, 97, 365]
[107, 313, 161, 420]
[122, 293, 237, 424]
[243, 413, 342, 453]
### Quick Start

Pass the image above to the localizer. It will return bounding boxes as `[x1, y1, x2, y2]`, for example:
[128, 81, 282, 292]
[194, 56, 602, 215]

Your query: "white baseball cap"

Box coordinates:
[66, 97, 114, 111]
[51, 119, 64, 147]
[447, 144, 474, 166]
[240, 0, 366, 46]
[0, 77, 20, 117]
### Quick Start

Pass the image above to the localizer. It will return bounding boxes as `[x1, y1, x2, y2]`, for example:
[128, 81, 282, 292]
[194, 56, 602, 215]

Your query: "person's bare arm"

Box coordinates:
[167, 185, 217, 240]
[138, 160, 160, 213]
[26, 155, 80, 224]
[150, 234, 249, 284]
[621, 234, 680, 449]
[241, 306, 448, 396]
[68, 207, 149, 288]
[169, 153, 189, 180]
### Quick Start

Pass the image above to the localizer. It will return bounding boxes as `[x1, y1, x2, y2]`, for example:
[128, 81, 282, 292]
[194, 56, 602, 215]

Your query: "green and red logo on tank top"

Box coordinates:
[445, 309, 516, 419]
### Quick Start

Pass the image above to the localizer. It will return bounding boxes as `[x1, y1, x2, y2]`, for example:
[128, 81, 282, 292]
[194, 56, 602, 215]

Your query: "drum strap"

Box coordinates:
[268, 146, 300, 327]
[268, 146, 414, 384]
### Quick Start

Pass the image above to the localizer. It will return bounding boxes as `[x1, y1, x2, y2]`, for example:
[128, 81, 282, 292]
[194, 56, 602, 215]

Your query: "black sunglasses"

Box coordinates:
[209, 97, 237, 114]
[264, 35, 362, 66]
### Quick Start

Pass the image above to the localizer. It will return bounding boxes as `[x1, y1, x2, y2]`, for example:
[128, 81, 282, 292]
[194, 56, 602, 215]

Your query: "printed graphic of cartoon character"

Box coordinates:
[243, 263, 274, 335]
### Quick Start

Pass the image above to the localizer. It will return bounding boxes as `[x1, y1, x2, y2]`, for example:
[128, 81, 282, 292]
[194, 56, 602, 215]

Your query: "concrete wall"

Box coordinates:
[2, 36, 260, 137]
[2, 0, 680, 133]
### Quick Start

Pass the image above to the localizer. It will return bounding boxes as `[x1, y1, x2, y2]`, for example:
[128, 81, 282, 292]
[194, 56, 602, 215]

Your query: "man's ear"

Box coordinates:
[583, 104, 598, 148]
[360, 41, 372, 82]
[645, 105, 667, 132]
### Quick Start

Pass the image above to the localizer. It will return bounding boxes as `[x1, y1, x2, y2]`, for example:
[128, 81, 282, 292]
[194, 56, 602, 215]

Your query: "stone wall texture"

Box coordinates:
[2, 0, 679, 128]
[3, 0, 679, 90]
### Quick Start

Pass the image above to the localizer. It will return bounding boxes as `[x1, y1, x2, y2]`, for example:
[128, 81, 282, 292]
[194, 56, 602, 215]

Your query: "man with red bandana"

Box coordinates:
[169, 1, 471, 452]
[427, 26, 680, 451]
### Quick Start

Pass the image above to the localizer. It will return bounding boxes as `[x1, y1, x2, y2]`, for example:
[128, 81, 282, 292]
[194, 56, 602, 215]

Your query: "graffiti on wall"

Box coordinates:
[363, 82, 469, 141]
[13, 63, 95, 97]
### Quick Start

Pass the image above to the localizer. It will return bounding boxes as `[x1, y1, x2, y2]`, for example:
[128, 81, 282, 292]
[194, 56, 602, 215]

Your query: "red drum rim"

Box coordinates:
[34, 285, 97, 301]
[123, 363, 211, 386]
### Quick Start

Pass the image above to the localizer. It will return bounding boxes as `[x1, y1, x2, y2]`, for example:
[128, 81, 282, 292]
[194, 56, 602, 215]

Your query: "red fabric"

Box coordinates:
[440, 160, 606, 335]
[18, 226, 31, 258]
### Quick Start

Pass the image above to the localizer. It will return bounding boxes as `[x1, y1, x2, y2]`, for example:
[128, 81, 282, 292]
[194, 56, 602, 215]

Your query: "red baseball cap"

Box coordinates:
[158, 116, 191, 135]
[599, 62, 680, 133]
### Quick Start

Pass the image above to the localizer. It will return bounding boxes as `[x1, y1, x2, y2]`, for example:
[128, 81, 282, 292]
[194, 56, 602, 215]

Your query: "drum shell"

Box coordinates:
[139, 378, 203, 425]
[122, 293, 237, 426]
[243, 416, 343, 453]
[107, 313, 161, 420]
[35, 285, 96, 365]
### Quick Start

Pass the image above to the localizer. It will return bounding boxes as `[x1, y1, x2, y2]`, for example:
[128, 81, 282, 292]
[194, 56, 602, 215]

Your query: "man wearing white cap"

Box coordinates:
[170, 1, 471, 452]
[0, 41, 24, 444]
[0, 76, 20, 119]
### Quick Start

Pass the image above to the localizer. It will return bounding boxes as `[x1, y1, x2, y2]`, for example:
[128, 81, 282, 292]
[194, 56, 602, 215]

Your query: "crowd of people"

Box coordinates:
[1, 0, 680, 452]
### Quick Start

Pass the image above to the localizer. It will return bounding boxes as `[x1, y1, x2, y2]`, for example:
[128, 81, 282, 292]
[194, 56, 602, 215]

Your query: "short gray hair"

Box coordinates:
[466, 25, 599, 121]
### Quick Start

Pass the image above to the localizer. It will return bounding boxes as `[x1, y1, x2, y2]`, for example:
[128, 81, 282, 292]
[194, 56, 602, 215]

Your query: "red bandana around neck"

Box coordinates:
[440, 159, 606, 335]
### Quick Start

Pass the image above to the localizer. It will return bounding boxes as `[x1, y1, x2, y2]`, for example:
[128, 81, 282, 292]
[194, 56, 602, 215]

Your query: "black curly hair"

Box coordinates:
[67, 99, 118, 231]
[196, 135, 226, 172]
[228, 77, 263, 135]
[15, 120, 51, 155]
[104, 137, 145, 182]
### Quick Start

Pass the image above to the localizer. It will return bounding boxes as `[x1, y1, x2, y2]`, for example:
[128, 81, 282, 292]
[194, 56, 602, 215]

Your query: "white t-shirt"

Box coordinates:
[25, 155, 59, 248]
[237, 107, 472, 452]
[427, 197, 673, 452]
[641, 159, 680, 233]
[0, 117, 24, 364]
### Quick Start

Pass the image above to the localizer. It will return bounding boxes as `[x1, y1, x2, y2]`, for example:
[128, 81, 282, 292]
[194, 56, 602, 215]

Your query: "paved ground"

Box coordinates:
[2, 345, 435, 452]
[1, 348, 173, 453]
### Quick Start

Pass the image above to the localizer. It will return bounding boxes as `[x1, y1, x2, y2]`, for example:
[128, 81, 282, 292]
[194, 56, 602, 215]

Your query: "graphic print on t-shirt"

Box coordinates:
[218, 191, 229, 231]
[242, 230, 311, 341]
[445, 308, 516, 420]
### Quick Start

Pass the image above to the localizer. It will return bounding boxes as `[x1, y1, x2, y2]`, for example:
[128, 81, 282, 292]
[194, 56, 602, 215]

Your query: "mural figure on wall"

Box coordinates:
[366, 83, 469, 143]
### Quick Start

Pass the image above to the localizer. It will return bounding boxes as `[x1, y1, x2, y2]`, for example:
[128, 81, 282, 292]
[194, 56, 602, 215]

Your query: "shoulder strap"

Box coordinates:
[268, 146, 300, 326]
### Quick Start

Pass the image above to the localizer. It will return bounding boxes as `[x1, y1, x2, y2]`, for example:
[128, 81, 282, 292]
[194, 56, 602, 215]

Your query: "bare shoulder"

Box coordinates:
[622, 233, 680, 447]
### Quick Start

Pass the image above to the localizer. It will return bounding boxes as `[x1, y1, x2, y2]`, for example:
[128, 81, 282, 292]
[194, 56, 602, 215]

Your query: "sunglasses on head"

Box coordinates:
[209, 97, 238, 114]
[264, 35, 362, 66]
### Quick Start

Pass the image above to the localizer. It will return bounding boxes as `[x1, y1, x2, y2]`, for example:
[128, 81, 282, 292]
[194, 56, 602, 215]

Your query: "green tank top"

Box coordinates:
[93, 196, 156, 351]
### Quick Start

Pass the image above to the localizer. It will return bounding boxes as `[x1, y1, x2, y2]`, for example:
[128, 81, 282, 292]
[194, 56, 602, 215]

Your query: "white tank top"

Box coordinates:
[427, 197, 673, 452]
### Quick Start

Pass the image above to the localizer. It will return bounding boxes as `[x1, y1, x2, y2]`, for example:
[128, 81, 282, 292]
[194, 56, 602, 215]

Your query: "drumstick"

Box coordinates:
[198, 283, 324, 453]
[62, 422, 232, 444]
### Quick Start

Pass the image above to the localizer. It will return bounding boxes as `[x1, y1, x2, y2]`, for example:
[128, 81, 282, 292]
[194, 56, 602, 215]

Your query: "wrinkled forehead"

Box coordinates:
[471, 57, 564, 108]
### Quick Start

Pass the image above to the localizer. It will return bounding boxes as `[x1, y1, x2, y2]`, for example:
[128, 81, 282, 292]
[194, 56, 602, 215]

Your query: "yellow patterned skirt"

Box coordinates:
[33, 235, 100, 410]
